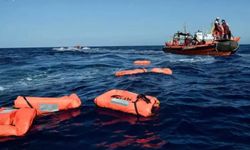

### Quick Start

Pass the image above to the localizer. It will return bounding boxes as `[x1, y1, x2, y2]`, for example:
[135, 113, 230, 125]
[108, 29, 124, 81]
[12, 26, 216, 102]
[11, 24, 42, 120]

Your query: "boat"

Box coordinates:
[70, 45, 91, 51]
[163, 31, 240, 56]
[53, 45, 90, 51]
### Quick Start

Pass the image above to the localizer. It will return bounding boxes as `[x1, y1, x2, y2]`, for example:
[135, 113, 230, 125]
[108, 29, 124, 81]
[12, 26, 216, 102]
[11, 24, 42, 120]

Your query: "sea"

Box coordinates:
[0, 45, 250, 150]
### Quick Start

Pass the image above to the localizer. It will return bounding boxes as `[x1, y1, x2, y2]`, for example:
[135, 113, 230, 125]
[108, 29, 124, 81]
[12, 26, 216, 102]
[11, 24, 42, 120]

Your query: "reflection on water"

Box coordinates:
[95, 109, 167, 149]
[96, 132, 167, 150]
[32, 108, 81, 131]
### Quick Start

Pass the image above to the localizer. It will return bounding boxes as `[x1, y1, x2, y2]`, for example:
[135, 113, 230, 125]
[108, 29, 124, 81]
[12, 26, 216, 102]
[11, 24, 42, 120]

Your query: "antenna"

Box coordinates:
[184, 23, 187, 33]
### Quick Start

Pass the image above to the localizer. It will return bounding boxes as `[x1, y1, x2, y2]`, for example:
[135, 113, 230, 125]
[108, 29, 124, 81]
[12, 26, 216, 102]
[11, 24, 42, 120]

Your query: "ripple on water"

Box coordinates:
[0, 46, 250, 150]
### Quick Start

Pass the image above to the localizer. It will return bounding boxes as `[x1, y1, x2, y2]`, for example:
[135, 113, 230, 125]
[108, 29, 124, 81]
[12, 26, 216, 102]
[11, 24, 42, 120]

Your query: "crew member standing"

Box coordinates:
[222, 19, 232, 40]
[213, 17, 223, 39]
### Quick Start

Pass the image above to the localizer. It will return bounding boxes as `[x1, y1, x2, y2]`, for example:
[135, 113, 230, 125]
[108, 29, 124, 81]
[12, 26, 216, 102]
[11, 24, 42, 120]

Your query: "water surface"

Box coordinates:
[0, 46, 250, 150]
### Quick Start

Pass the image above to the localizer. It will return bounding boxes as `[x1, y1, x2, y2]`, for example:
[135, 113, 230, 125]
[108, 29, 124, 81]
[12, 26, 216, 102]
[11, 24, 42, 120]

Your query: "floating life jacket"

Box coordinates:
[115, 68, 147, 77]
[133, 60, 151, 66]
[0, 107, 36, 136]
[115, 68, 172, 77]
[150, 68, 173, 75]
[14, 93, 82, 115]
[94, 89, 160, 117]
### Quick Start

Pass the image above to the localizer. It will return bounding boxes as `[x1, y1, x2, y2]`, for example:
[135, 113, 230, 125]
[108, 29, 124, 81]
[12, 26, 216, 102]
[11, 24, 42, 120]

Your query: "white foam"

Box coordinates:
[0, 86, 5, 91]
[238, 53, 250, 58]
[26, 77, 32, 81]
[169, 55, 215, 64]
[53, 47, 91, 52]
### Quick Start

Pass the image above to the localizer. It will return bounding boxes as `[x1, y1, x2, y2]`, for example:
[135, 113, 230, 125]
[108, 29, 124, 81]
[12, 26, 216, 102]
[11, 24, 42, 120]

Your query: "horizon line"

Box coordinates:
[0, 44, 249, 49]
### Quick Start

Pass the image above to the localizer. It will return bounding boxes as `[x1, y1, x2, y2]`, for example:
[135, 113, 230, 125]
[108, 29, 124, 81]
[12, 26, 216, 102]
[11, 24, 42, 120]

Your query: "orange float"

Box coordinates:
[0, 107, 36, 136]
[94, 89, 160, 117]
[133, 60, 151, 66]
[115, 68, 147, 77]
[150, 68, 172, 75]
[14, 93, 82, 115]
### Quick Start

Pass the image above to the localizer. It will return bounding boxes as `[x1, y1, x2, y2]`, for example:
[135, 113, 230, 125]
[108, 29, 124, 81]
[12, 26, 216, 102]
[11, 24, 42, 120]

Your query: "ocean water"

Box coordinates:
[0, 46, 250, 150]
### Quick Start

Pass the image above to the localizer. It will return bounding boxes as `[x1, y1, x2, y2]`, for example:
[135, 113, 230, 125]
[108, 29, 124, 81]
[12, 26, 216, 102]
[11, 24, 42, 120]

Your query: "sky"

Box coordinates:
[0, 0, 249, 47]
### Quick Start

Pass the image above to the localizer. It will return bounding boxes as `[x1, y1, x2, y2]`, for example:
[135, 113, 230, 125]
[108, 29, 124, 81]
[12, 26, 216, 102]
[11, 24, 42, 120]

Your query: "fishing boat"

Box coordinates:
[163, 31, 240, 56]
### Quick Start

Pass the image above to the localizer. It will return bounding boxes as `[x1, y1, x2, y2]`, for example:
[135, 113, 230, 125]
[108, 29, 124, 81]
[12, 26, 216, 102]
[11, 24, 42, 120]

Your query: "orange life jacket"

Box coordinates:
[213, 22, 224, 36]
[133, 60, 151, 66]
[151, 68, 173, 75]
[94, 89, 160, 117]
[0, 108, 36, 136]
[115, 68, 172, 77]
[115, 68, 147, 77]
[14, 93, 81, 115]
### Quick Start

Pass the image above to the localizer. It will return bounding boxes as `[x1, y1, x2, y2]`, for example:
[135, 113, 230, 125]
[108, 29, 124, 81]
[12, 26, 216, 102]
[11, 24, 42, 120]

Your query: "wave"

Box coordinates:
[26, 77, 33, 81]
[52, 47, 91, 52]
[0, 86, 5, 91]
[168, 55, 216, 64]
[1, 46, 250, 149]
[52, 47, 163, 56]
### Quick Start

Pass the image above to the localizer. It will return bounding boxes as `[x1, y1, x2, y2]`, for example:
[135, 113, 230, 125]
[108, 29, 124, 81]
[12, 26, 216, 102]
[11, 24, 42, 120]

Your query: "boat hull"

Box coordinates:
[163, 38, 240, 56]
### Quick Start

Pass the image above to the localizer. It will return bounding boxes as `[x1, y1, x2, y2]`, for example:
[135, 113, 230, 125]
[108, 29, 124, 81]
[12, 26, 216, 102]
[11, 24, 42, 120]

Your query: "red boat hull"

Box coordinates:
[163, 37, 240, 56]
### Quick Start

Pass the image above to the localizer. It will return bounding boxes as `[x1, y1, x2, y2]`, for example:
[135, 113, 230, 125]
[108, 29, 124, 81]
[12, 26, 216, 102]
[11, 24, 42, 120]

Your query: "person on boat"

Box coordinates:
[172, 31, 181, 45]
[184, 33, 192, 46]
[213, 17, 224, 40]
[172, 38, 179, 46]
[192, 30, 203, 45]
[192, 34, 199, 45]
[221, 19, 232, 40]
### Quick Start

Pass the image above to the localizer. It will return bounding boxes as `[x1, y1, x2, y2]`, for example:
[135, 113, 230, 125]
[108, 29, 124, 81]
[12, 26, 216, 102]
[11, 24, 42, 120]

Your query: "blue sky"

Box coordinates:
[0, 0, 249, 47]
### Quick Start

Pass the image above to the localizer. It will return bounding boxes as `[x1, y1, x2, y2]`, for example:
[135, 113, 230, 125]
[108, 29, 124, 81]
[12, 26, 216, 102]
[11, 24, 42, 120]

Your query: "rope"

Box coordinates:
[22, 96, 33, 108]
[132, 94, 151, 117]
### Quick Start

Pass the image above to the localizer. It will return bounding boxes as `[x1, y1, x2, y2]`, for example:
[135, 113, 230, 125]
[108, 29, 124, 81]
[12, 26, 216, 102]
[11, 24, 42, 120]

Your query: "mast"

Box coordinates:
[184, 23, 187, 33]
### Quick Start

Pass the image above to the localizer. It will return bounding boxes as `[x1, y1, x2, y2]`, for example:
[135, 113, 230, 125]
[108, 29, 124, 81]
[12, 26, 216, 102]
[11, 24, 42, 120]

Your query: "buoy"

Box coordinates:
[115, 68, 147, 77]
[0, 107, 36, 136]
[134, 60, 151, 66]
[14, 93, 82, 115]
[94, 89, 160, 117]
[150, 68, 172, 75]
